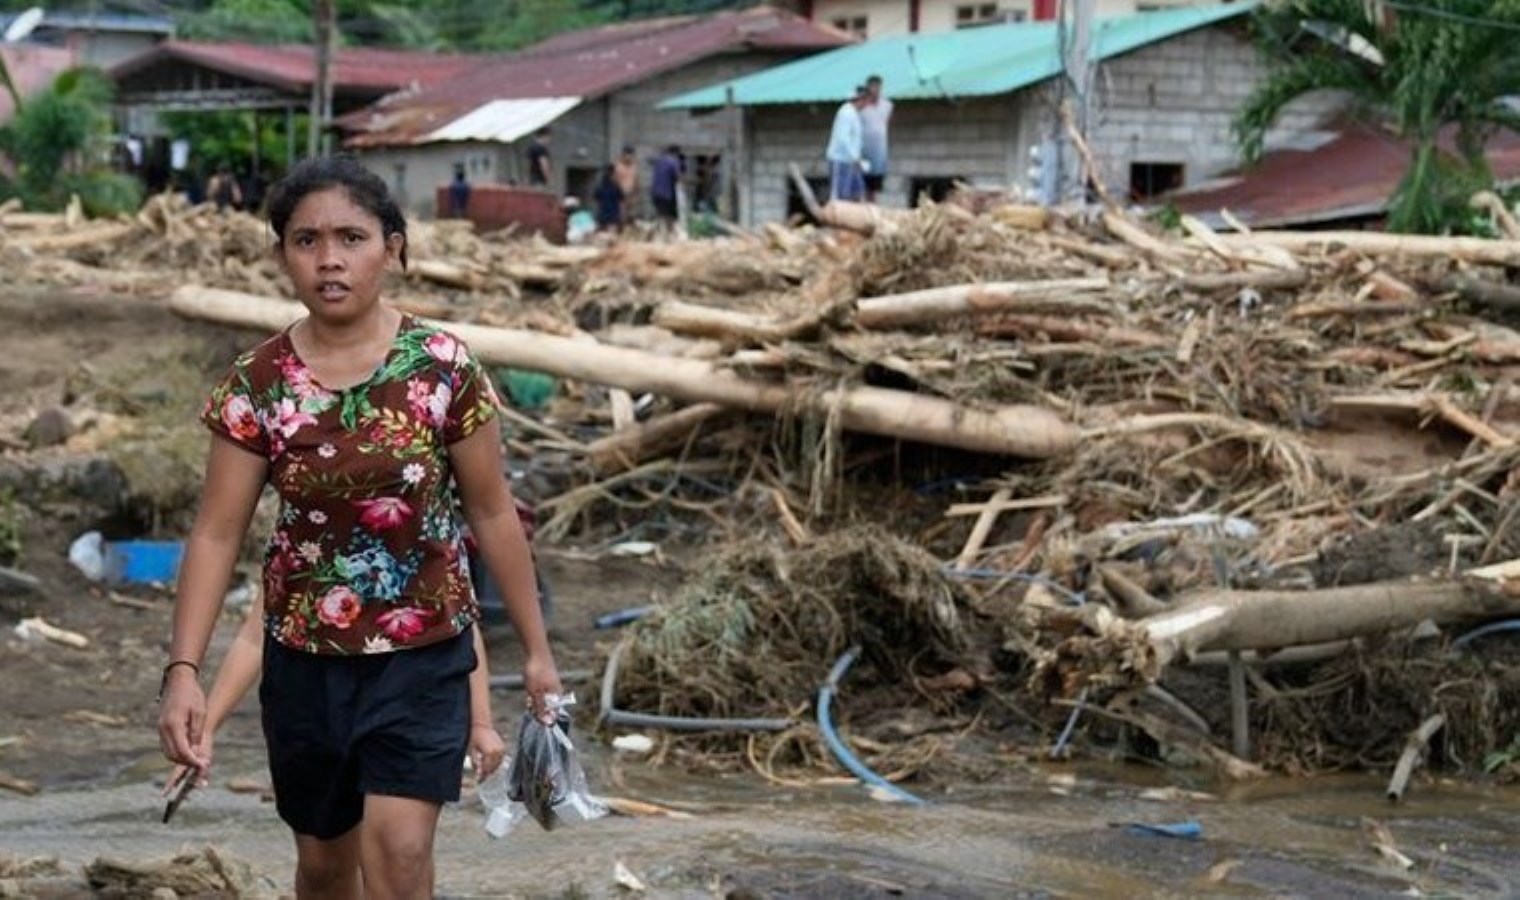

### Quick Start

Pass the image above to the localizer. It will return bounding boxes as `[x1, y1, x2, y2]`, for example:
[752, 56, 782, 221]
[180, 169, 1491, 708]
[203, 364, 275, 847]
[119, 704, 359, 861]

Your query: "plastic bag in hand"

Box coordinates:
[483, 693, 606, 837]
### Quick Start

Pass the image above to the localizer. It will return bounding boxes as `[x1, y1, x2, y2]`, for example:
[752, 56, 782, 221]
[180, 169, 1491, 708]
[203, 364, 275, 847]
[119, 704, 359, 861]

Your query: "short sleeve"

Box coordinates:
[442, 342, 503, 445]
[201, 359, 269, 456]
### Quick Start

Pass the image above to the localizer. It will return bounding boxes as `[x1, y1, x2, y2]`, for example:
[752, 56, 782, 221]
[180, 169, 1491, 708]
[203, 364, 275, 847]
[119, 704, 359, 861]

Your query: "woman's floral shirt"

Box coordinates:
[203, 316, 500, 655]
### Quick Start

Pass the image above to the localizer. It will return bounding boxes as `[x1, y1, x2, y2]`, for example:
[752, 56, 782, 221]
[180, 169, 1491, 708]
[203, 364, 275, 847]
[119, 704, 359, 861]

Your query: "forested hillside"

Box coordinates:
[0, 0, 762, 50]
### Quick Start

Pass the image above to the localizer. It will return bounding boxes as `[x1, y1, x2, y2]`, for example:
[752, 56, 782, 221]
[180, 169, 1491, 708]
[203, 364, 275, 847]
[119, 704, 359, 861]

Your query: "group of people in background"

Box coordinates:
[594, 143, 685, 231]
[826, 74, 892, 203]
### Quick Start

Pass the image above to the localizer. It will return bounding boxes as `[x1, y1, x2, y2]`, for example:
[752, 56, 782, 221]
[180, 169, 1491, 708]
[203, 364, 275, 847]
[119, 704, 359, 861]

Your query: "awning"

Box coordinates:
[425, 96, 580, 143]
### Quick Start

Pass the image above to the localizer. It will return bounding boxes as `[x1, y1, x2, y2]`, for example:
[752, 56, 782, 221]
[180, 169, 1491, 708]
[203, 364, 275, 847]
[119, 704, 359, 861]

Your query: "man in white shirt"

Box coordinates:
[825, 87, 869, 202]
[860, 75, 893, 202]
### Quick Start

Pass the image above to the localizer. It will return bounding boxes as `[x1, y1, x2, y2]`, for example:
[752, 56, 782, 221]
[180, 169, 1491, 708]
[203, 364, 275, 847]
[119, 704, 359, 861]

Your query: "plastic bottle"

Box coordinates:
[477, 763, 515, 838]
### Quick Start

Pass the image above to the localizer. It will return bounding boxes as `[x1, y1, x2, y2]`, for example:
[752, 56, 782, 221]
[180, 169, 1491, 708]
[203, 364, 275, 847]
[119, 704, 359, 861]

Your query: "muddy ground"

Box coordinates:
[1, 285, 1519, 898]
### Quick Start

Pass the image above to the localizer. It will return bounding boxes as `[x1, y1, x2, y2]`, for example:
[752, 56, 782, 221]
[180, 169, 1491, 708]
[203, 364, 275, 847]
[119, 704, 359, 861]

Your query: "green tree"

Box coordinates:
[0, 67, 140, 214]
[1235, 0, 1520, 234]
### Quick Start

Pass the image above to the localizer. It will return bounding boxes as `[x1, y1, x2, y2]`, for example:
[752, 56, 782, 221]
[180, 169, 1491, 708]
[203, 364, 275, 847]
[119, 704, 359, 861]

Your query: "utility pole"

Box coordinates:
[308, 0, 336, 159]
[1059, 0, 1096, 201]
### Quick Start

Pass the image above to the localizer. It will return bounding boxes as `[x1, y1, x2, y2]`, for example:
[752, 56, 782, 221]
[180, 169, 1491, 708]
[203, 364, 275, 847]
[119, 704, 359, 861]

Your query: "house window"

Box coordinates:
[830, 15, 868, 37]
[1130, 162, 1184, 200]
[956, 3, 1014, 27]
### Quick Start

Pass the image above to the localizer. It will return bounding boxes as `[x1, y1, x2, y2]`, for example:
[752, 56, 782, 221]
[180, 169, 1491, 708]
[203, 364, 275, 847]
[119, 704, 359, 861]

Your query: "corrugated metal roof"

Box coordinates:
[1170, 122, 1520, 228]
[109, 40, 489, 97]
[426, 97, 582, 143]
[341, 6, 850, 148]
[661, 3, 1254, 109]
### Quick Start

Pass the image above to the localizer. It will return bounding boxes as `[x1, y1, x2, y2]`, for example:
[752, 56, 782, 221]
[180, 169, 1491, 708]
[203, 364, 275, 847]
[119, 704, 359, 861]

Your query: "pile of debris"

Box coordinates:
[8, 189, 1520, 784]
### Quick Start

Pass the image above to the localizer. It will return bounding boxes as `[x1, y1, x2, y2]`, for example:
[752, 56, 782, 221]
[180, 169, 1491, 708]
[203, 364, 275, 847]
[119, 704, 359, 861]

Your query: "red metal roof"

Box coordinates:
[109, 40, 490, 98]
[0, 44, 75, 123]
[1170, 122, 1520, 228]
[341, 6, 851, 148]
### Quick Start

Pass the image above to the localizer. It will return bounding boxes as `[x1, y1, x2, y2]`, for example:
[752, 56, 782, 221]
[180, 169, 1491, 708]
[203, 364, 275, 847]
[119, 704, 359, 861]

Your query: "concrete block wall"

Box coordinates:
[746, 95, 1025, 224]
[1089, 25, 1342, 198]
[357, 141, 497, 220]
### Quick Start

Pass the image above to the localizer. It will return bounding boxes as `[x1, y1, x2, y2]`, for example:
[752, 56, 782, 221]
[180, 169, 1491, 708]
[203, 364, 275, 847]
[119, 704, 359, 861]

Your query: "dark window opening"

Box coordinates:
[786, 174, 832, 223]
[831, 15, 868, 37]
[1130, 162, 1184, 201]
[909, 176, 962, 207]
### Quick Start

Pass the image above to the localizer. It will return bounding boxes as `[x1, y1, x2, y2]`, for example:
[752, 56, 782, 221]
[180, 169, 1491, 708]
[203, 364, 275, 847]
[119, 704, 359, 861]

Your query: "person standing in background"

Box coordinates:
[526, 129, 553, 187]
[825, 87, 868, 203]
[448, 164, 472, 218]
[650, 145, 684, 226]
[612, 145, 639, 223]
[860, 75, 893, 203]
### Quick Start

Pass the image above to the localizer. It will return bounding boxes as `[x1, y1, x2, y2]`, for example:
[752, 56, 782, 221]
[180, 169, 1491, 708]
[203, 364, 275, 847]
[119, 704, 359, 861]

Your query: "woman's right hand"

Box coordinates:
[164, 729, 216, 796]
[157, 670, 210, 770]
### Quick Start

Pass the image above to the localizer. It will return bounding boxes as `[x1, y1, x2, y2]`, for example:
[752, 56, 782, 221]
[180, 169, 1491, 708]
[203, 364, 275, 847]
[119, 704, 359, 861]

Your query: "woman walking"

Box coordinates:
[158, 156, 560, 899]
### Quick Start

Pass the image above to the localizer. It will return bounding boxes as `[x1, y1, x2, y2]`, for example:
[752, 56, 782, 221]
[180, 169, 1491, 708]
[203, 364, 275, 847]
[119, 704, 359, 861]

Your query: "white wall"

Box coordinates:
[813, 0, 1156, 36]
[356, 141, 498, 220]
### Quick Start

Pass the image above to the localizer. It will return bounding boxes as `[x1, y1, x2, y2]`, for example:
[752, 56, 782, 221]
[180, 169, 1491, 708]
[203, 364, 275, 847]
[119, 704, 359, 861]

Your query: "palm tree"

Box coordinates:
[1235, 0, 1520, 233]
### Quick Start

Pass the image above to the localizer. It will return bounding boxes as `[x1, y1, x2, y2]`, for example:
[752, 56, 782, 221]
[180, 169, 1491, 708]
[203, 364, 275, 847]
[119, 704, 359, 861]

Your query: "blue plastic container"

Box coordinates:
[105, 540, 184, 585]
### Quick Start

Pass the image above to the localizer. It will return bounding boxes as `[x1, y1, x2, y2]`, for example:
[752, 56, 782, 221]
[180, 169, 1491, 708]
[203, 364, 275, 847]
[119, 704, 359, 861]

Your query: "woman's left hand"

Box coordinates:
[470, 722, 507, 778]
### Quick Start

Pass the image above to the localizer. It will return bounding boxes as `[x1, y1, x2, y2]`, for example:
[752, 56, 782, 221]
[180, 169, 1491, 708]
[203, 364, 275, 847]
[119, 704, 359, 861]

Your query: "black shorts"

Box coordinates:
[260, 630, 476, 840]
[653, 196, 678, 220]
[863, 173, 885, 192]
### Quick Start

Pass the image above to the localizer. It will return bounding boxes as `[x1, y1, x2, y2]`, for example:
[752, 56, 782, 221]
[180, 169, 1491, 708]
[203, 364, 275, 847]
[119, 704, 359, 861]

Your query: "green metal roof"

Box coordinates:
[661, 3, 1256, 109]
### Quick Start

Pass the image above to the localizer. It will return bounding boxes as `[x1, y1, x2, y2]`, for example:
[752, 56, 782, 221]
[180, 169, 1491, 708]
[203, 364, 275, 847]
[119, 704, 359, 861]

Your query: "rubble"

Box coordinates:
[5, 189, 1520, 783]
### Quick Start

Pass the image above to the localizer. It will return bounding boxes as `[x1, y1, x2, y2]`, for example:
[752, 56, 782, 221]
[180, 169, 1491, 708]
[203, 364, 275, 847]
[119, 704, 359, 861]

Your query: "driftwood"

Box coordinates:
[1046, 579, 1518, 695]
[851, 279, 1111, 329]
[10, 222, 137, 253]
[585, 403, 729, 475]
[1386, 713, 1446, 803]
[818, 200, 902, 236]
[170, 287, 1081, 458]
[1438, 274, 1520, 315]
[1179, 269, 1310, 293]
[652, 300, 839, 344]
[1220, 230, 1520, 266]
[409, 259, 482, 290]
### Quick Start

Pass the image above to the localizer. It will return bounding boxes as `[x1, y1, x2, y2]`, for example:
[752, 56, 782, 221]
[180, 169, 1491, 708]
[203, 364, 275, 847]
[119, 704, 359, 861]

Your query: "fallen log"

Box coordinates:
[1437, 274, 1520, 316]
[170, 287, 1081, 457]
[1052, 580, 1514, 693]
[1102, 211, 1194, 266]
[818, 200, 901, 236]
[852, 279, 1111, 329]
[10, 222, 137, 253]
[409, 259, 481, 290]
[1179, 269, 1309, 293]
[1219, 230, 1520, 266]
[586, 403, 730, 475]
[652, 300, 837, 344]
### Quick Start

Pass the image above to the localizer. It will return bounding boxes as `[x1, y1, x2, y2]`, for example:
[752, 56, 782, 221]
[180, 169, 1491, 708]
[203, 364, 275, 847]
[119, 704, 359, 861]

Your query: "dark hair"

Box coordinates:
[866, 74, 882, 86]
[267, 155, 408, 268]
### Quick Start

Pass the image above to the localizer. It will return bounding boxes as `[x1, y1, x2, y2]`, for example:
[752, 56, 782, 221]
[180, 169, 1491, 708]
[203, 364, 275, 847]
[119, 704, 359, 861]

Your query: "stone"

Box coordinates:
[23, 407, 73, 449]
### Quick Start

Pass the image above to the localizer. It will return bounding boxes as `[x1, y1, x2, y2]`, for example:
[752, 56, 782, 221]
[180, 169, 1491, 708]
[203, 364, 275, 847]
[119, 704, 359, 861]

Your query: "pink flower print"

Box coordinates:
[279, 353, 335, 405]
[308, 509, 328, 525]
[406, 378, 432, 423]
[221, 394, 261, 443]
[318, 443, 337, 459]
[298, 541, 322, 564]
[316, 586, 362, 630]
[376, 606, 432, 642]
[271, 398, 318, 439]
[355, 497, 414, 532]
[426, 382, 452, 427]
[424, 332, 461, 364]
[402, 463, 426, 486]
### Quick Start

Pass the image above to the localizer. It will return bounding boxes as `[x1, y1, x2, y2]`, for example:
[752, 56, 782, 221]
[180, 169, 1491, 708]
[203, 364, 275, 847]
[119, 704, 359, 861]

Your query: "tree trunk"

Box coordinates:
[1220, 230, 1520, 266]
[586, 403, 730, 475]
[170, 287, 1080, 458]
[852, 279, 1111, 329]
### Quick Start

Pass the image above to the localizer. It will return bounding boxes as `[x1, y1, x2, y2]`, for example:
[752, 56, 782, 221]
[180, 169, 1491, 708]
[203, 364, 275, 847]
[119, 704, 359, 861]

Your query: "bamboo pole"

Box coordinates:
[170, 287, 1080, 458]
